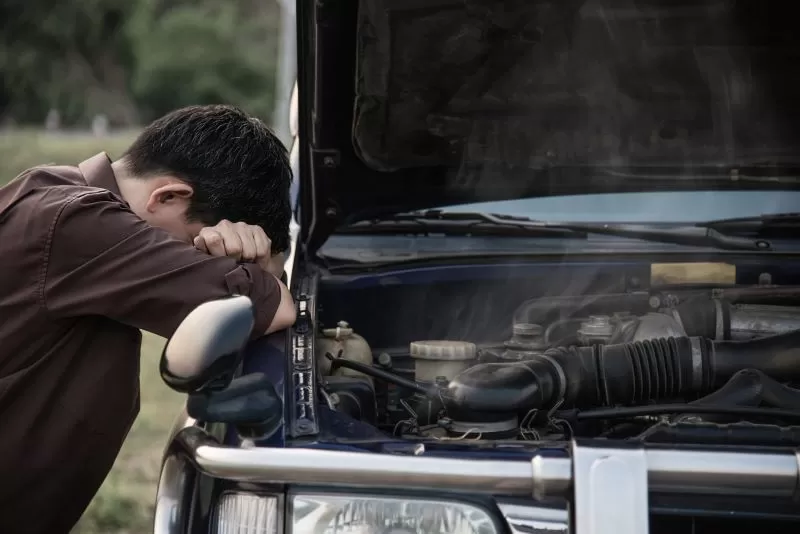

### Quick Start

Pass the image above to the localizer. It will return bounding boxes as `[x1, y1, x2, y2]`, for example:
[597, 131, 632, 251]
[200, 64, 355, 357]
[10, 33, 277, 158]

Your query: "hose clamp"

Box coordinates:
[537, 352, 568, 401]
[714, 298, 725, 340]
[689, 337, 703, 390]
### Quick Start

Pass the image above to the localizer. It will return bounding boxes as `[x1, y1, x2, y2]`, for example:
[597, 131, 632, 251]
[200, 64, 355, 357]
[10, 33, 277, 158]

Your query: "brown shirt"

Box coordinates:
[0, 153, 283, 533]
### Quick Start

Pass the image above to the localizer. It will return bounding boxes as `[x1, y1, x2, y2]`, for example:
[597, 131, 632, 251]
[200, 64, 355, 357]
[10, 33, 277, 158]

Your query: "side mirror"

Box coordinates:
[161, 296, 284, 440]
[187, 372, 283, 440]
[160, 296, 255, 394]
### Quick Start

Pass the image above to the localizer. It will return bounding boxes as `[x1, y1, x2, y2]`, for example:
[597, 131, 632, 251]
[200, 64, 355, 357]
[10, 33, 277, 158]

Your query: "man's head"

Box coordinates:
[113, 105, 292, 252]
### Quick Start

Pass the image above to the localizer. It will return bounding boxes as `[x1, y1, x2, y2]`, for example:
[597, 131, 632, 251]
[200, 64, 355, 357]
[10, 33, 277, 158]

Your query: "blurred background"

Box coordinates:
[0, 1, 295, 532]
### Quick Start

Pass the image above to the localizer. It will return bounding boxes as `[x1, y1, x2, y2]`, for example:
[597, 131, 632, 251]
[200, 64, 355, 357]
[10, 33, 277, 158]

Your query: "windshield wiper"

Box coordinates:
[699, 212, 800, 238]
[343, 210, 768, 251]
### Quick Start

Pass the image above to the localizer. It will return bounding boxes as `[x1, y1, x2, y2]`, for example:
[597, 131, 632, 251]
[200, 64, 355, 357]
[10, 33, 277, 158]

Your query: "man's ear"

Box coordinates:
[145, 183, 194, 213]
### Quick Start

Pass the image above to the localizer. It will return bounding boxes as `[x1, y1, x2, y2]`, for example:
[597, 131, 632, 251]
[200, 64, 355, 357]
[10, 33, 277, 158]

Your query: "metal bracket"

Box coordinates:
[289, 275, 320, 437]
[572, 442, 649, 534]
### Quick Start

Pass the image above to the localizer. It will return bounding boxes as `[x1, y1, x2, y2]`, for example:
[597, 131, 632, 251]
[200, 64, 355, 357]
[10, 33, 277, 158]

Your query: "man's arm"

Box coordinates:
[41, 190, 295, 338]
[266, 278, 294, 335]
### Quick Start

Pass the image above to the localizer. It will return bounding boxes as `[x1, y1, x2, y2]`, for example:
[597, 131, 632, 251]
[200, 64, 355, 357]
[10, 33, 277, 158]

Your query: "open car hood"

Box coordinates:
[296, 0, 800, 253]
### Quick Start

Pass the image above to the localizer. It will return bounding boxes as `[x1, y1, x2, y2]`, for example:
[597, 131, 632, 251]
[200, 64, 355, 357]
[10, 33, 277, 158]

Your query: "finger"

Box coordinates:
[193, 235, 209, 253]
[235, 222, 258, 262]
[199, 228, 226, 257]
[252, 226, 270, 260]
[215, 222, 243, 260]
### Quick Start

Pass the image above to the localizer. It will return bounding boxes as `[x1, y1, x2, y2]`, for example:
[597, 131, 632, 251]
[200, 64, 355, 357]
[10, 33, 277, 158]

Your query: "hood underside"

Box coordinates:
[297, 0, 800, 252]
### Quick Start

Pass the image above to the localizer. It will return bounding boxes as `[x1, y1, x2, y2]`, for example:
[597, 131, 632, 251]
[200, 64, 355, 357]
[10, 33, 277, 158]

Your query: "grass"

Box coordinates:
[0, 130, 184, 534]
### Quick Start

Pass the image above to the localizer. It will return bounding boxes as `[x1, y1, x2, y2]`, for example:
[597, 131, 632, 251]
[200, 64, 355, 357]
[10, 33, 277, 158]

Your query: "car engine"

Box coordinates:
[316, 286, 800, 445]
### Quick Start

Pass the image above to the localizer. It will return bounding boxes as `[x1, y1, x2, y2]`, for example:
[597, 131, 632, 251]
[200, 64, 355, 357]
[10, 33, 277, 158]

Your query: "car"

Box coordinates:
[153, 1, 800, 533]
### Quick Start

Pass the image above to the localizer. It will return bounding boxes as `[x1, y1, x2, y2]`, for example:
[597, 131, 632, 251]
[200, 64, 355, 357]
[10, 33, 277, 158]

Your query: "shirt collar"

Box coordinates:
[78, 152, 122, 197]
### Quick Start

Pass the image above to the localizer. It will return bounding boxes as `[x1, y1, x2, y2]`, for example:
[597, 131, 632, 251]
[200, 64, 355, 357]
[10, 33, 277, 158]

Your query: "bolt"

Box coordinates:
[377, 352, 393, 368]
[325, 207, 337, 218]
[649, 296, 661, 309]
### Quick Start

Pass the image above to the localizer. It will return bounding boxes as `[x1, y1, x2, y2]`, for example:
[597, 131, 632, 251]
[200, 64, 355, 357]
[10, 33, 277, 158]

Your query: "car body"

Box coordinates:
[154, 2, 800, 533]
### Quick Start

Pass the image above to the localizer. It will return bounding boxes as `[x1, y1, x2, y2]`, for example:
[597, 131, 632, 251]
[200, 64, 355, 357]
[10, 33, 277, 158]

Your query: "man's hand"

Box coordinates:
[194, 220, 285, 278]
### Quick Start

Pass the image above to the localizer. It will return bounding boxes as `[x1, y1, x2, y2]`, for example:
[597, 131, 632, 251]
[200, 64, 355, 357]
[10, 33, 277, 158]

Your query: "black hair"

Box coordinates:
[123, 104, 292, 253]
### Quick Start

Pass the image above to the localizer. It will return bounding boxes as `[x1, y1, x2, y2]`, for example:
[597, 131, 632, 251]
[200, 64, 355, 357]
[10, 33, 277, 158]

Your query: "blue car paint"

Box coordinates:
[235, 255, 800, 453]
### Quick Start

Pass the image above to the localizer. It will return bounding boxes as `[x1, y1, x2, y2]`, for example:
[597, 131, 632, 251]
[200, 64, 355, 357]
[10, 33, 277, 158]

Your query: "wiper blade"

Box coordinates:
[341, 211, 586, 238]
[700, 212, 800, 238]
[346, 210, 767, 251]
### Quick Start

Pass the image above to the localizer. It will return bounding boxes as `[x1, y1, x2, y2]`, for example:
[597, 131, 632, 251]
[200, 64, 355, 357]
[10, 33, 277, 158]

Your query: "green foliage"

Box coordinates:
[129, 2, 278, 121]
[0, 131, 137, 183]
[0, 0, 280, 126]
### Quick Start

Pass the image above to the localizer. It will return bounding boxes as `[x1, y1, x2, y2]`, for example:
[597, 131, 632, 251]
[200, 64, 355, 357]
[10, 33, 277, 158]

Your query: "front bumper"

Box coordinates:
[156, 424, 800, 534]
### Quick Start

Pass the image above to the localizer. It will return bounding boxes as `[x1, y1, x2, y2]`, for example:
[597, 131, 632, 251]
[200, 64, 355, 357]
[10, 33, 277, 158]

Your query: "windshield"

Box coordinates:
[439, 190, 800, 223]
[353, 1, 800, 180]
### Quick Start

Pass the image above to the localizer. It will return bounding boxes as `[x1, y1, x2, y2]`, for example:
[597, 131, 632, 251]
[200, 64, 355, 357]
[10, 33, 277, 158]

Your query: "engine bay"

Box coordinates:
[310, 265, 800, 446]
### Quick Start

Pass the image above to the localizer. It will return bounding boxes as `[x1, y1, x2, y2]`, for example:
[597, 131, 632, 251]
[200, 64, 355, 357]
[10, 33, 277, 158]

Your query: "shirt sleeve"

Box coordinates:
[41, 190, 283, 339]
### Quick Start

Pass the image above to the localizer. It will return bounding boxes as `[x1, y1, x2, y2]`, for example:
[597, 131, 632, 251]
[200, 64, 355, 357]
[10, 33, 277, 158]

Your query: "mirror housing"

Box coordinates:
[160, 296, 255, 394]
[187, 373, 283, 440]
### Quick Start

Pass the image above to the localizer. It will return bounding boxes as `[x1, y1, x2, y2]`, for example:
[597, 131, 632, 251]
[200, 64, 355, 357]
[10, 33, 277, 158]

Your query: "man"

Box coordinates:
[0, 105, 296, 533]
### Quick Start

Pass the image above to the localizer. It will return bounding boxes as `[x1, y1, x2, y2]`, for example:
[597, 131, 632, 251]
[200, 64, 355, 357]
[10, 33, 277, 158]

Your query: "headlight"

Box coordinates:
[291, 494, 498, 534]
[212, 492, 499, 534]
[213, 493, 279, 534]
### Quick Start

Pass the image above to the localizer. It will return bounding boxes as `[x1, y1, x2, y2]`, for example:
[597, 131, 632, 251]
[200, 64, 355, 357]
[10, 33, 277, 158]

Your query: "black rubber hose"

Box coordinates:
[674, 368, 800, 423]
[444, 358, 559, 412]
[702, 368, 800, 410]
[327, 356, 433, 397]
[445, 337, 709, 413]
[688, 369, 762, 407]
[712, 329, 800, 383]
[719, 286, 800, 304]
[674, 298, 730, 339]
[596, 336, 711, 406]
[596, 329, 800, 406]
[446, 328, 800, 416]
[572, 404, 800, 422]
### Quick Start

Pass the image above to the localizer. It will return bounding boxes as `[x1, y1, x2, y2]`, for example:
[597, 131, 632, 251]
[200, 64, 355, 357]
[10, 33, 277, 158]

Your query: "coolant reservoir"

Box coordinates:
[409, 340, 477, 383]
[316, 321, 373, 382]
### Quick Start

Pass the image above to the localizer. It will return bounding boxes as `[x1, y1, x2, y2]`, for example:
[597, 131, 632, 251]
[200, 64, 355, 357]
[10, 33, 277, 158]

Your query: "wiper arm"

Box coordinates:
[499, 216, 766, 251]
[350, 210, 766, 251]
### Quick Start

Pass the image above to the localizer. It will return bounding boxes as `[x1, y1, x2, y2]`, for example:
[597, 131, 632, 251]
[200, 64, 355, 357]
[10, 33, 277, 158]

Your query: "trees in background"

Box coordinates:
[0, 0, 280, 126]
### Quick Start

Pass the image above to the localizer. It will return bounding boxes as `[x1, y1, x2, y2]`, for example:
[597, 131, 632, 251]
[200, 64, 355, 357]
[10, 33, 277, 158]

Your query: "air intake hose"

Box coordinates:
[445, 329, 800, 413]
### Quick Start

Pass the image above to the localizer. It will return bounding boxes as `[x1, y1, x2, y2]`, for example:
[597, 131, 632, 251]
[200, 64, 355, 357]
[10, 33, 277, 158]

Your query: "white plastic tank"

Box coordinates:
[409, 340, 477, 383]
[316, 321, 373, 383]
